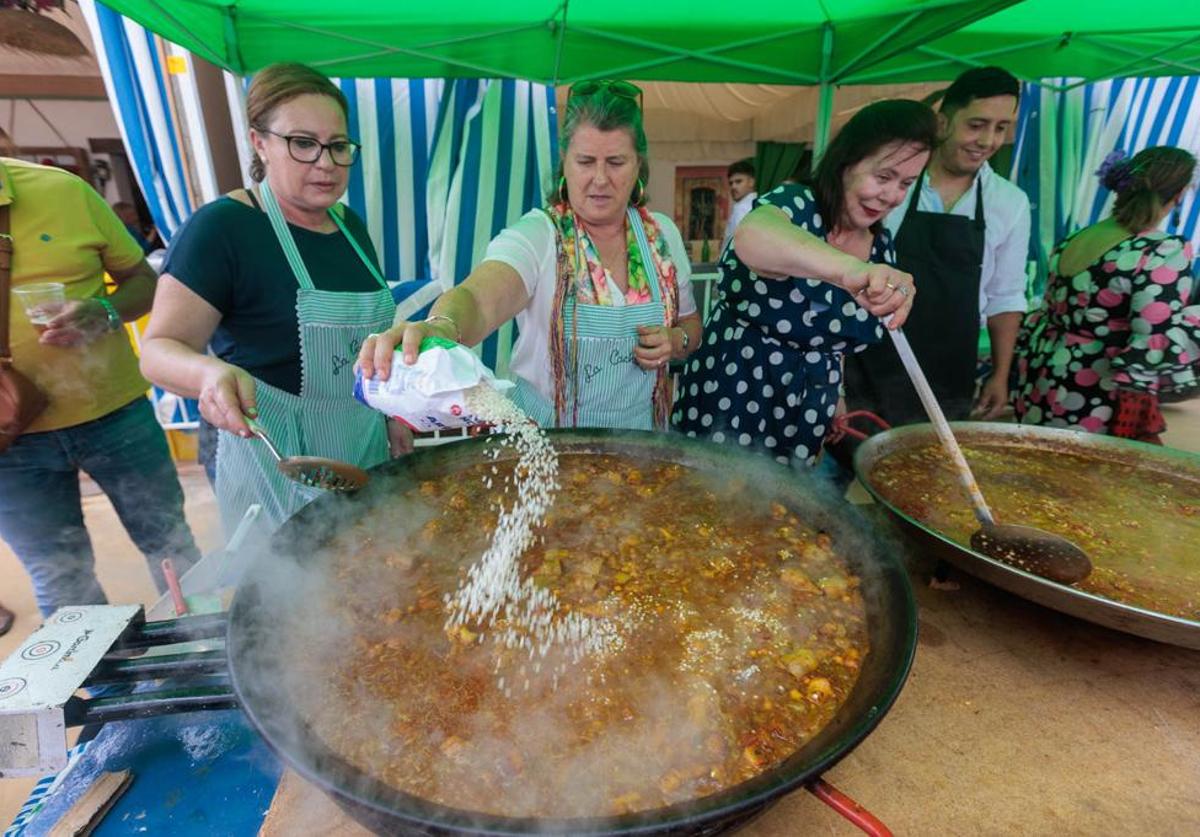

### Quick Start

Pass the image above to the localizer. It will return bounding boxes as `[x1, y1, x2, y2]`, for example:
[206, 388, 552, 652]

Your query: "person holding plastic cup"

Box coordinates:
[0, 139, 200, 616]
[358, 80, 703, 432]
[13, 282, 65, 333]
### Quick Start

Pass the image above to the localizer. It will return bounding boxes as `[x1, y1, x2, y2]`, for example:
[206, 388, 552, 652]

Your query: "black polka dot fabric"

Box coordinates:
[672, 184, 893, 466]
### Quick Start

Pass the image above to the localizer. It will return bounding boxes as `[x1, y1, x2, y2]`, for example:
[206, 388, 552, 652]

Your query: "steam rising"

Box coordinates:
[229, 432, 889, 827]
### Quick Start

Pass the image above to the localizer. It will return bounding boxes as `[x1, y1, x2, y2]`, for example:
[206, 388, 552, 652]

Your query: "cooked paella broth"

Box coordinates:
[293, 454, 868, 818]
[871, 442, 1200, 619]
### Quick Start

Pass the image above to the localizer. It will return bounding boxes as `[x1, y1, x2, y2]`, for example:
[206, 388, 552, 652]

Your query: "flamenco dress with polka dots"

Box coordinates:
[673, 185, 892, 466]
[1013, 230, 1200, 435]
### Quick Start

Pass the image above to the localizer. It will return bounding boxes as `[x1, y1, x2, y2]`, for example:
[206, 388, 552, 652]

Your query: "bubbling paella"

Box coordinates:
[869, 441, 1200, 620]
[287, 453, 870, 819]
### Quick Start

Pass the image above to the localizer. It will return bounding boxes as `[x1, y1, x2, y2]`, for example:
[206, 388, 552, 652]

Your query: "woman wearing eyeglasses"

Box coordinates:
[358, 80, 702, 432]
[140, 62, 402, 534]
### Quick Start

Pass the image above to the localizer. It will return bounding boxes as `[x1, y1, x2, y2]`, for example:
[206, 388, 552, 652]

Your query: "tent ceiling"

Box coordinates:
[586, 82, 945, 144]
[93, 1, 1200, 88]
[0, 6, 101, 82]
[96, 0, 1019, 83]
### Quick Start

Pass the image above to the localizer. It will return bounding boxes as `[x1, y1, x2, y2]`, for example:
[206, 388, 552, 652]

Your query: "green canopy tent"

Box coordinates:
[97, 0, 1019, 154]
[94, 0, 1200, 153]
[859, 0, 1200, 91]
[92, 1, 1014, 82]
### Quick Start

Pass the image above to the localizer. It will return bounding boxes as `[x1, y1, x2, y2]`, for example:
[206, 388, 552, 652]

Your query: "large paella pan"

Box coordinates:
[228, 429, 918, 835]
[854, 422, 1200, 649]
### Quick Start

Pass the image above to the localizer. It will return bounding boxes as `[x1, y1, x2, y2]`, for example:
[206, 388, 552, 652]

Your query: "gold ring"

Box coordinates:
[885, 282, 897, 290]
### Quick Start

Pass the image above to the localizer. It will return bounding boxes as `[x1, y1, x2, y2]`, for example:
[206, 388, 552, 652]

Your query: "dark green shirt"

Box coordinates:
[163, 196, 383, 395]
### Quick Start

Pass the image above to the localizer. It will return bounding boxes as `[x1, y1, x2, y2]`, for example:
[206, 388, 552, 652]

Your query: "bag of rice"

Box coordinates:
[354, 337, 513, 432]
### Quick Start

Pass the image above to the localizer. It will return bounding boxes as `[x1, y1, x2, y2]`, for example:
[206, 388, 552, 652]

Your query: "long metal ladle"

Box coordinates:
[886, 325, 1092, 584]
[245, 415, 369, 493]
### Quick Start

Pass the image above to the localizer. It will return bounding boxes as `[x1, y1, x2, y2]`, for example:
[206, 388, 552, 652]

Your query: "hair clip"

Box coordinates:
[1095, 149, 1136, 193]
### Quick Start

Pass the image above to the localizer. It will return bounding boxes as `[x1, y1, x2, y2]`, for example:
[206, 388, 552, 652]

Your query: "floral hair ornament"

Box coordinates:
[1095, 149, 1138, 193]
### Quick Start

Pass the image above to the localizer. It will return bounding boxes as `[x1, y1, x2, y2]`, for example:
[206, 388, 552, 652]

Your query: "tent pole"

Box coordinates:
[222, 71, 253, 189]
[552, 0, 569, 86]
[813, 23, 834, 160]
[166, 43, 220, 205]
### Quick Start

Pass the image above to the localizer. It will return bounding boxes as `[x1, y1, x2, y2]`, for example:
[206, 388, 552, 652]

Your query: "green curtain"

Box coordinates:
[754, 142, 809, 195]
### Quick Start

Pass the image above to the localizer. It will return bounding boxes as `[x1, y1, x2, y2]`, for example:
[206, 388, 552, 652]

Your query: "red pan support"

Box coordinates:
[809, 778, 893, 836]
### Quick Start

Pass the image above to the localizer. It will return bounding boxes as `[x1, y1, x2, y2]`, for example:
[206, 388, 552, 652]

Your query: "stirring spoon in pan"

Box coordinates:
[885, 323, 1092, 584]
[244, 415, 369, 493]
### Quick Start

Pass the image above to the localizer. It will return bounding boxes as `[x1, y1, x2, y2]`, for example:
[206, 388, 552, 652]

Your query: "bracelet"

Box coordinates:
[96, 297, 122, 331]
[424, 314, 462, 342]
[677, 326, 689, 355]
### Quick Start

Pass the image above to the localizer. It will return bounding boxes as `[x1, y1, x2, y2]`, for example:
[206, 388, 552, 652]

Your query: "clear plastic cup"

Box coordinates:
[12, 282, 66, 333]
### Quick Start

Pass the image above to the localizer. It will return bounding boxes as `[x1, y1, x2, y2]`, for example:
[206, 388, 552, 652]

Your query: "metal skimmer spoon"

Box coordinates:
[886, 325, 1092, 585]
[245, 415, 369, 493]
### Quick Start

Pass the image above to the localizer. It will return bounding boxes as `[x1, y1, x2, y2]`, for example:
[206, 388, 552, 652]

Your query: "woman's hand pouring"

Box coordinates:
[357, 318, 453, 382]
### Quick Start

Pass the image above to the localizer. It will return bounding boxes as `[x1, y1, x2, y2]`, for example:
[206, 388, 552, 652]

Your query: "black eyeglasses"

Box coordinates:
[569, 80, 643, 108]
[262, 130, 361, 166]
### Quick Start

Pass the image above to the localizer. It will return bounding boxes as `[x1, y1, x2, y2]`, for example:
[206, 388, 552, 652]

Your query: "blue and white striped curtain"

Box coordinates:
[77, 0, 203, 428]
[83, 3, 558, 389]
[427, 80, 558, 376]
[1012, 76, 1200, 297]
[78, 0, 196, 241]
[331, 78, 557, 375]
[334, 78, 444, 282]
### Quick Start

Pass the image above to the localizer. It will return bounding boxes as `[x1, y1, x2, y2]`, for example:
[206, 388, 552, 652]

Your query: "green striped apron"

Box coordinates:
[215, 183, 393, 535]
[511, 207, 665, 431]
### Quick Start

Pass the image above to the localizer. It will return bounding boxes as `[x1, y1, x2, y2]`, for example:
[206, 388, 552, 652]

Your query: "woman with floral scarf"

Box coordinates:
[359, 80, 701, 432]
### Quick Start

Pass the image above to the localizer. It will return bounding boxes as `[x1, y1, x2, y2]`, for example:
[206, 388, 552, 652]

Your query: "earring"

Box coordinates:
[558, 176, 568, 204]
[631, 178, 645, 206]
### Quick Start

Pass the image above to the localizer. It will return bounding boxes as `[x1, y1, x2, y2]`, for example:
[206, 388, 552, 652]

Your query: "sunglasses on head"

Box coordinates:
[569, 80, 643, 106]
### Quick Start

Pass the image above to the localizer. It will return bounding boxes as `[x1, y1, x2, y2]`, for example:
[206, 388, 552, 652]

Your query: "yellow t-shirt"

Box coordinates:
[0, 158, 149, 433]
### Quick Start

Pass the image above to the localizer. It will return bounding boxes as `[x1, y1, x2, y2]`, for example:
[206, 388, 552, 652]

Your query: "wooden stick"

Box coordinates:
[49, 770, 132, 837]
[886, 326, 995, 525]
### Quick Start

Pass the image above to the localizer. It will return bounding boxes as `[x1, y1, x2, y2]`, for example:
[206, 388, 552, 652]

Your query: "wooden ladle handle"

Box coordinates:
[885, 324, 994, 526]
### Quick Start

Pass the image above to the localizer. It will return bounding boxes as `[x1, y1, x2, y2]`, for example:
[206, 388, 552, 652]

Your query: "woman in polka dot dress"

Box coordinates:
[673, 101, 937, 466]
[1013, 146, 1200, 442]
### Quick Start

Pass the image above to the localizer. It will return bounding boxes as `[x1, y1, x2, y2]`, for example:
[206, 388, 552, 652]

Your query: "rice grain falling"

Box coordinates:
[445, 386, 621, 671]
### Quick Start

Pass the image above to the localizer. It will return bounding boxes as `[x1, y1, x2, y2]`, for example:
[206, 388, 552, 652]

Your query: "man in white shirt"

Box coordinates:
[844, 66, 1031, 425]
[721, 158, 757, 252]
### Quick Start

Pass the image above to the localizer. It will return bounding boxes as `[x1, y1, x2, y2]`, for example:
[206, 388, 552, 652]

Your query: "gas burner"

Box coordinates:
[0, 605, 229, 777]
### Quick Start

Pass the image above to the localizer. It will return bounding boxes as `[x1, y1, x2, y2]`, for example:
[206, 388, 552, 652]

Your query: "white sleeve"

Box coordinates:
[481, 209, 556, 297]
[654, 212, 697, 317]
[728, 198, 752, 230]
[982, 190, 1032, 318]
